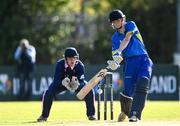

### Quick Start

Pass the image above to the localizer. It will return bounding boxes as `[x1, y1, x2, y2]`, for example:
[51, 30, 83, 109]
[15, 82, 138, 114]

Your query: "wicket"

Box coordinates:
[97, 72, 113, 120]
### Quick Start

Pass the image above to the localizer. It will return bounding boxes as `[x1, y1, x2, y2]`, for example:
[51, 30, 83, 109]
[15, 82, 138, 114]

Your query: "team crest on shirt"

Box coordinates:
[80, 75, 85, 79]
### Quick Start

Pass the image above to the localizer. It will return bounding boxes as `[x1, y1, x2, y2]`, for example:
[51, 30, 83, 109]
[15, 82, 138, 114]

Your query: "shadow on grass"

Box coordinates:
[20, 121, 64, 125]
[21, 121, 40, 124]
[0, 121, 42, 126]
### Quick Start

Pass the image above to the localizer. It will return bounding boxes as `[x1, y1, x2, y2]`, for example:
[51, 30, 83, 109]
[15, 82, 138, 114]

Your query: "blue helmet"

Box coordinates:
[109, 10, 125, 23]
[64, 47, 79, 58]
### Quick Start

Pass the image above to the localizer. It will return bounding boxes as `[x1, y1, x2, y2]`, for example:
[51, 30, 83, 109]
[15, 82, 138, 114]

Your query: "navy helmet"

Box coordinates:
[109, 10, 125, 23]
[64, 47, 79, 58]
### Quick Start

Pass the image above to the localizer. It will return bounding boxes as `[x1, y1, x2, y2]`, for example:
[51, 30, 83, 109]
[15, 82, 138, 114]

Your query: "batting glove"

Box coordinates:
[112, 52, 123, 64]
[107, 60, 120, 70]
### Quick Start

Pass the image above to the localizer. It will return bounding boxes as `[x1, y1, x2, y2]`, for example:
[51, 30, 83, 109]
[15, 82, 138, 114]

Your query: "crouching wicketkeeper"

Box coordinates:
[37, 47, 96, 122]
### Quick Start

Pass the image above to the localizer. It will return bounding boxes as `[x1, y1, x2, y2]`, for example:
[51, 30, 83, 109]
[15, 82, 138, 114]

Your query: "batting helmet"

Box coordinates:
[64, 47, 79, 58]
[109, 10, 125, 23]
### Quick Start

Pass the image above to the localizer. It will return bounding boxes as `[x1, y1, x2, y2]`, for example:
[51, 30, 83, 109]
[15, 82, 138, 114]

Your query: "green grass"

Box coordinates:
[0, 101, 179, 126]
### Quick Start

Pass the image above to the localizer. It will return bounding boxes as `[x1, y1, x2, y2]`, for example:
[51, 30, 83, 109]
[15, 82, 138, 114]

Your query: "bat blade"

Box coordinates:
[76, 68, 108, 100]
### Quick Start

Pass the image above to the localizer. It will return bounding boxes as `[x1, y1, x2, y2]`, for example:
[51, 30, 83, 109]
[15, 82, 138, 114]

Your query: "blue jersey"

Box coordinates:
[51, 59, 86, 86]
[112, 21, 148, 58]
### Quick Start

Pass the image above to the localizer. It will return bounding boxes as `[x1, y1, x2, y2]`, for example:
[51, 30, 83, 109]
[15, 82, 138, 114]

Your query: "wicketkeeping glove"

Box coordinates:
[70, 76, 80, 91]
[62, 77, 74, 92]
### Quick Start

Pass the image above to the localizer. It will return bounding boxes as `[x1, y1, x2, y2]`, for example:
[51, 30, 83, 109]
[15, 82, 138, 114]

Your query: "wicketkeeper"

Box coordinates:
[108, 10, 153, 122]
[37, 47, 96, 122]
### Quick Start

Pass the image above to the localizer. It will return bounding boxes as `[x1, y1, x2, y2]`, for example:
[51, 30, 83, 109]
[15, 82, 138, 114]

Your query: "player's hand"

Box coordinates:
[62, 77, 70, 86]
[62, 77, 72, 91]
[70, 76, 80, 91]
[112, 52, 123, 64]
[107, 60, 120, 70]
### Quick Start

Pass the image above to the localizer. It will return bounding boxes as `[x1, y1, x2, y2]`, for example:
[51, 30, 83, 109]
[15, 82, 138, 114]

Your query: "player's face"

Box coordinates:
[111, 19, 123, 29]
[66, 57, 77, 68]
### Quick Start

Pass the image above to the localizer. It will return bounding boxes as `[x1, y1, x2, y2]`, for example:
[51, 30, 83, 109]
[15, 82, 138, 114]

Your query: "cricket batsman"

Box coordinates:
[37, 47, 96, 122]
[108, 10, 153, 122]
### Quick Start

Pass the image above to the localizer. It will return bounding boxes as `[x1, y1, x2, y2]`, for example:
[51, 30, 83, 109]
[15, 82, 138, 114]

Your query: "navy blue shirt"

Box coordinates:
[51, 58, 86, 86]
[112, 21, 148, 58]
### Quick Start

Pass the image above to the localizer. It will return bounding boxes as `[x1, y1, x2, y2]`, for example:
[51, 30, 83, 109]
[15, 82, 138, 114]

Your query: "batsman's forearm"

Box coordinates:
[118, 32, 132, 52]
[118, 40, 128, 52]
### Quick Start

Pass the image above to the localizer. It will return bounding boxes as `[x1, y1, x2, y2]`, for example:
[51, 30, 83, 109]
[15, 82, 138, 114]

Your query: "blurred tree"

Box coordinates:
[0, 0, 177, 65]
[0, 0, 70, 64]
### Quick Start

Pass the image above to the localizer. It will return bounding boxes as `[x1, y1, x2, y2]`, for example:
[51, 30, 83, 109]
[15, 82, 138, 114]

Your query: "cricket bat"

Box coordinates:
[76, 68, 108, 100]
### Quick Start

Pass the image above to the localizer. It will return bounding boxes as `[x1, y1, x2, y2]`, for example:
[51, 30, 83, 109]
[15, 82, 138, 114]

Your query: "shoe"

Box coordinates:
[37, 116, 47, 122]
[129, 115, 139, 122]
[88, 115, 96, 120]
[118, 112, 126, 122]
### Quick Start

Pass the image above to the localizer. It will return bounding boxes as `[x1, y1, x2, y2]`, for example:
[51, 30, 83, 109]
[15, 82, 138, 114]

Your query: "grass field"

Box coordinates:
[0, 101, 179, 126]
